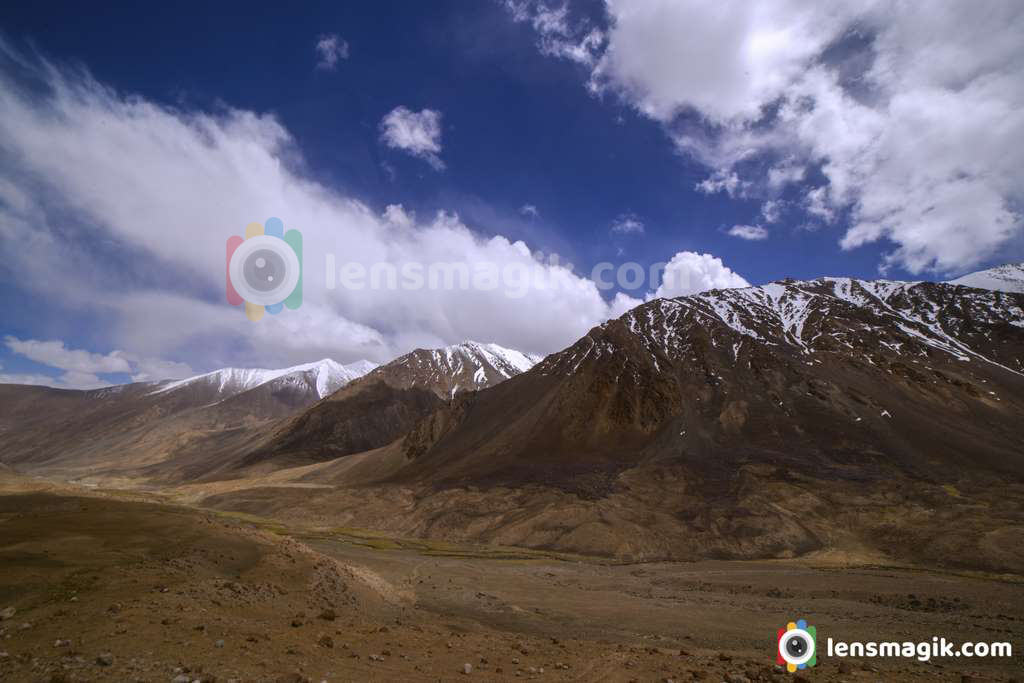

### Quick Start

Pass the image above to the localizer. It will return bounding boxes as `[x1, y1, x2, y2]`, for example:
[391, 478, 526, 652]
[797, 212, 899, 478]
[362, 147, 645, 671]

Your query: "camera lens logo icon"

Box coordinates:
[777, 619, 816, 673]
[226, 218, 302, 321]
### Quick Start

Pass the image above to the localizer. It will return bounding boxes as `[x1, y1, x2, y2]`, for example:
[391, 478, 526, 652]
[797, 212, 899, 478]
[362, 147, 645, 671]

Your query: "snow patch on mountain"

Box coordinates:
[380, 341, 542, 396]
[151, 358, 377, 400]
[949, 263, 1024, 294]
[542, 276, 1024, 380]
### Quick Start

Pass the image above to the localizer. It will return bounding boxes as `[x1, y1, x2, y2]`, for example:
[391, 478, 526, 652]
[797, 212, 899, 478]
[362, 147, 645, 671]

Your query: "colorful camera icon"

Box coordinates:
[777, 618, 816, 673]
[226, 218, 302, 321]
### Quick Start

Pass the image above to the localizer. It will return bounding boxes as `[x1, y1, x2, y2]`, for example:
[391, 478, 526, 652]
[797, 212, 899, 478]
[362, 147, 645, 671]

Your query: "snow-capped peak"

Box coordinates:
[373, 341, 542, 397]
[948, 262, 1024, 294]
[447, 341, 543, 377]
[540, 275, 1024, 380]
[150, 358, 377, 400]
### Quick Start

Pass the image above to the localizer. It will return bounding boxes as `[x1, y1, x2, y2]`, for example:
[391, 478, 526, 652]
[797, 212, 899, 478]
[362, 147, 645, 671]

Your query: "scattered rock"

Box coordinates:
[317, 634, 334, 649]
[173, 676, 191, 683]
[318, 608, 336, 621]
[462, 662, 473, 675]
[0, 607, 15, 621]
[96, 652, 114, 666]
[274, 675, 311, 683]
[215, 639, 225, 648]
[54, 639, 71, 648]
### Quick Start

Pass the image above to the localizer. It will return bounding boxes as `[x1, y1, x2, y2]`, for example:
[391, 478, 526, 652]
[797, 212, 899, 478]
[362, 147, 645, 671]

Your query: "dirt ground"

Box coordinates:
[0, 483, 1021, 682]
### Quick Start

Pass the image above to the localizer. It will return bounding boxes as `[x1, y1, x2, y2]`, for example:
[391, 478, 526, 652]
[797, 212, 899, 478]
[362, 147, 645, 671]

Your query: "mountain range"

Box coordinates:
[0, 342, 536, 484]
[1, 264, 1023, 571]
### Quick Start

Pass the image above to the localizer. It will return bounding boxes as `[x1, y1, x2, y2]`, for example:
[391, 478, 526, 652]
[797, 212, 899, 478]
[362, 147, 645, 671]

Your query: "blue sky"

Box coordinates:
[1, 1, 1022, 387]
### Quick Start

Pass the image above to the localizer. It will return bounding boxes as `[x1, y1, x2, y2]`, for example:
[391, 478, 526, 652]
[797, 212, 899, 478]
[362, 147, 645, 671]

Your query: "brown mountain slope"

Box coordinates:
[231, 341, 541, 474]
[0, 361, 374, 484]
[203, 278, 1024, 571]
[397, 279, 1024, 487]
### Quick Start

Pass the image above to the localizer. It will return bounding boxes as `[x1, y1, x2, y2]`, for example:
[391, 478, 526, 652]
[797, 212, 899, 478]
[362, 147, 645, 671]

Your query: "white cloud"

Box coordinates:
[382, 204, 415, 228]
[504, 1, 605, 66]
[315, 34, 349, 70]
[695, 170, 747, 198]
[589, 1, 855, 124]
[653, 251, 750, 299]
[4, 336, 131, 374]
[0, 365, 109, 391]
[3, 336, 194, 386]
[606, 291, 642, 318]
[610, 213, 644, 234]
[766, 159, 805, 190]
[513, 1, 1024, 274]
[120, 354, 195, 383]
[728, 224, 768, 241]
[760, 200, 782, 224]
[379, 106, 445, 170]
[0, 43, 690, 378]
[519, 203, 539, 218]
[804, 185, 834, 223]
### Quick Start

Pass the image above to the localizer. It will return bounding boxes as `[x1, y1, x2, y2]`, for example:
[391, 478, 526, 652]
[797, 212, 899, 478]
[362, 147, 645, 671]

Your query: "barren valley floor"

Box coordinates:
[0, 476, 1021, 682]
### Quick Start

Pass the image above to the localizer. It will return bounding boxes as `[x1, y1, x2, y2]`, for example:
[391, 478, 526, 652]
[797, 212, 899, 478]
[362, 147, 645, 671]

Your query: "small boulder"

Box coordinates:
[96, 652, 114, 666]
[0, 607, 16, 621]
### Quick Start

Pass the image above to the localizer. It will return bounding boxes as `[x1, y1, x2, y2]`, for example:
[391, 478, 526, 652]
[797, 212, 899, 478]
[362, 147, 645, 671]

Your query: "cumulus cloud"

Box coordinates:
[727, 224, 768, 241]
[1, 41, 700, 381]
[315, 34, 349, 70]
[382, 204, 415, 228]
[379, 106, 445, 170]
[610, 213, 644, 234]
[510, 1, 1024, 274]
[653, 251, 750, 299]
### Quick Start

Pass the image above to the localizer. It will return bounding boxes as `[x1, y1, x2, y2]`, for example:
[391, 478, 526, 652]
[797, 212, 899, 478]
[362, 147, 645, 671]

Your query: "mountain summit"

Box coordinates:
[949, 262, 1024, 293]
[151, 358, 378, 403]
[241, 341, 541, 468]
